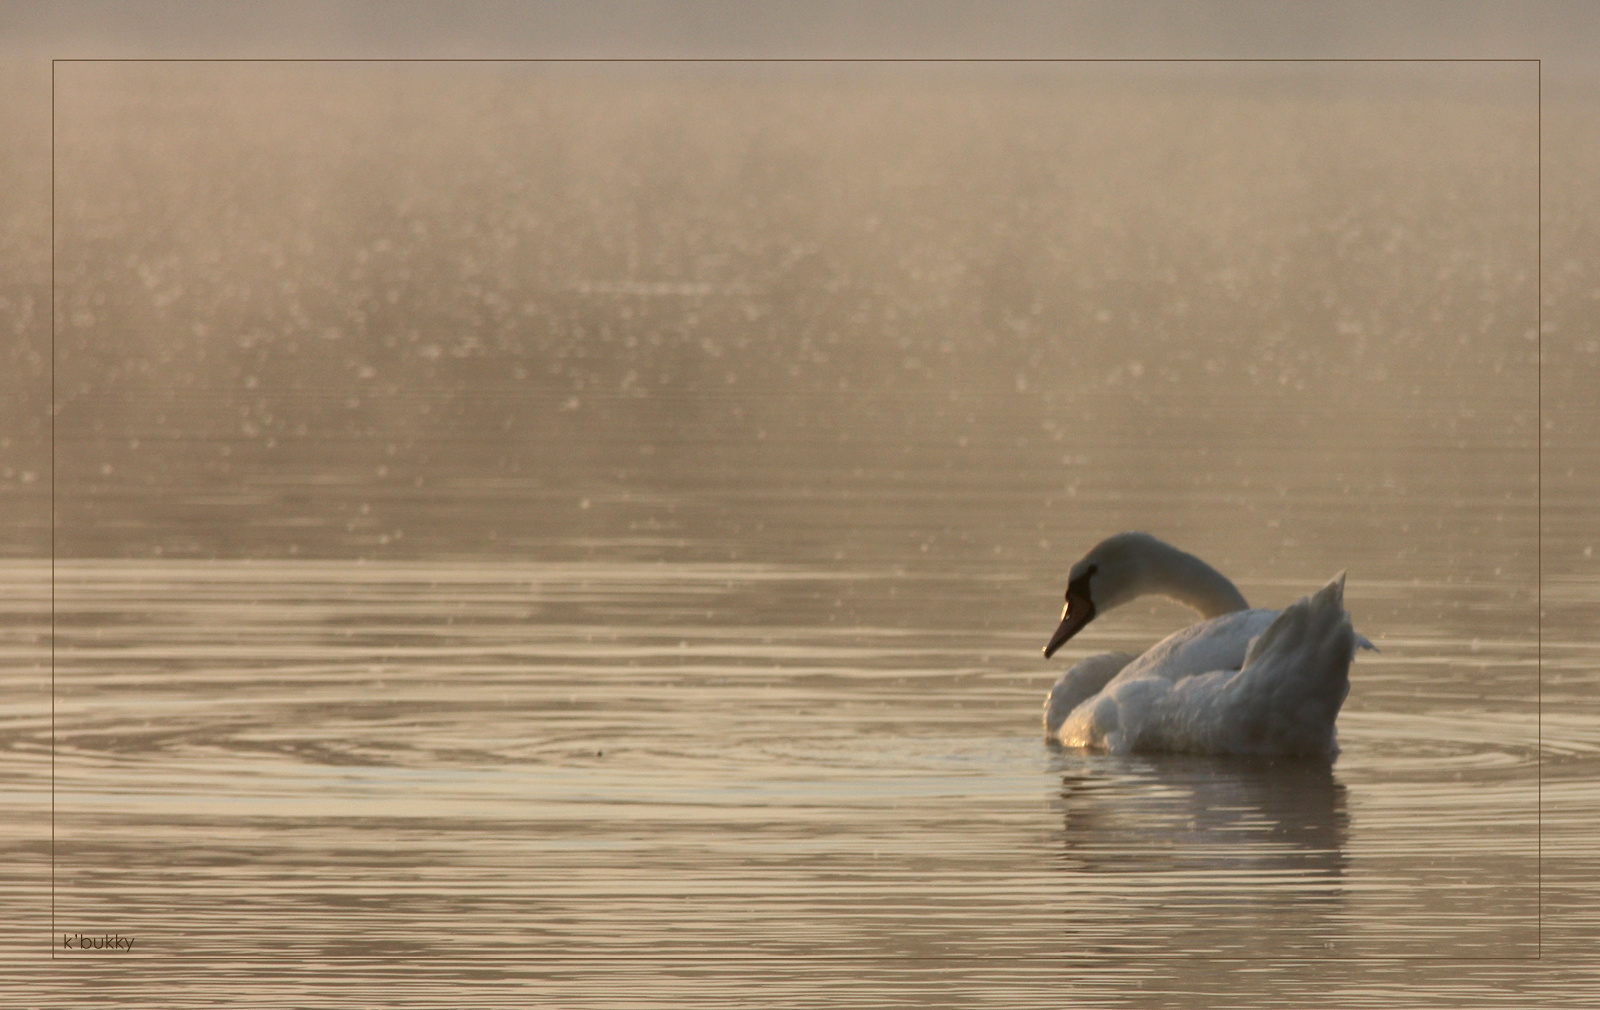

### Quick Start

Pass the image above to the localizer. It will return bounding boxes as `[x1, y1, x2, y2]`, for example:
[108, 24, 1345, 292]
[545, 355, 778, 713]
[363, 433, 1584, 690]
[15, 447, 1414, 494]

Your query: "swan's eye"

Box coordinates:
[1065, 564, 1097, 606]
[1064, 564, 1097, 602]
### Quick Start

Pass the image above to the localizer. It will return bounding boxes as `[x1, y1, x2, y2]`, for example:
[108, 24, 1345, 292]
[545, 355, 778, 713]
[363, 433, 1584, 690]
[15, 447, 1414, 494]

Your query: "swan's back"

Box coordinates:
[1114, 608, 1279, 685]
[1055, 575, 1358, 757]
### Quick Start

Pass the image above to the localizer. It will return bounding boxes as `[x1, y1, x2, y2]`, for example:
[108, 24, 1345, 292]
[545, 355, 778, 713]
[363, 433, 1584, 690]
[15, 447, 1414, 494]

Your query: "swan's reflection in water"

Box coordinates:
[1048, 751, 1349, 955]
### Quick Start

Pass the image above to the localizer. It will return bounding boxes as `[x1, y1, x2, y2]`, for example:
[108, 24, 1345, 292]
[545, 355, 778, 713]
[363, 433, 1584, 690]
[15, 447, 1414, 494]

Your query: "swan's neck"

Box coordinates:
[1144, 545, 1250, 619]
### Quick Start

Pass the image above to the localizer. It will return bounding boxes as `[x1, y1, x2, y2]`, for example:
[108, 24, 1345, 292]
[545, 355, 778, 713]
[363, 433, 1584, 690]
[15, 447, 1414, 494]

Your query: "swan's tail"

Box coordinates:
[1231, 572, 1358, 755]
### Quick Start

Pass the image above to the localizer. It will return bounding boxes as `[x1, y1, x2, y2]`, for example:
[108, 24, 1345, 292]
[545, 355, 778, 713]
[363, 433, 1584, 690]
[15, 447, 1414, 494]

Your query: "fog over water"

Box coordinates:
[2, 56, 1597, 1007]
[47, 62, 1536, 571]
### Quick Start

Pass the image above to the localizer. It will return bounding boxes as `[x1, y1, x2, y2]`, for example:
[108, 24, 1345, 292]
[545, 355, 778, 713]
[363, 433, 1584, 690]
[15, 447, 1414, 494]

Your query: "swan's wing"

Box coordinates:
[1057, 575, 1361, 757]
[1054, 611, 1272, 751]
[1044, 651, 1138, 736]
[1216, 573, 1356, 755]
[1117, 609, 1279, 686]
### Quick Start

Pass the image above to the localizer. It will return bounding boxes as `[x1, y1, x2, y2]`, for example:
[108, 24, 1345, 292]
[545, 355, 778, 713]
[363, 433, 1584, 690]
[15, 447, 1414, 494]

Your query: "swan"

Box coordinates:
[1041, 532, 1375, 757]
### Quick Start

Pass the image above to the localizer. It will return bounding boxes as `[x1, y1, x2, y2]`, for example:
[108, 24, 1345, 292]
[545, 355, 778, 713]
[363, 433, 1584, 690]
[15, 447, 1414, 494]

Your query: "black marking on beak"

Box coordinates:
[1043, 566, 1096, 659]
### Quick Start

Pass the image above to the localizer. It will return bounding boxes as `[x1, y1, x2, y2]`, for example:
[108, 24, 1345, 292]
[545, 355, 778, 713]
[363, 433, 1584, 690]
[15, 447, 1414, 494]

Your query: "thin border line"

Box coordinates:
[49, 57, 56, 959]
[1535, 55, 1543, 960]
[45, 56, 1544, 964]
[45, 58, 1540, 62]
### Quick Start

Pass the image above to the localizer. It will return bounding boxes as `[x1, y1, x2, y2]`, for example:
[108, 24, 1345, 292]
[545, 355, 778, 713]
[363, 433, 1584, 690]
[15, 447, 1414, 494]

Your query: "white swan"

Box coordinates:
[1042, 532, 1374, 757]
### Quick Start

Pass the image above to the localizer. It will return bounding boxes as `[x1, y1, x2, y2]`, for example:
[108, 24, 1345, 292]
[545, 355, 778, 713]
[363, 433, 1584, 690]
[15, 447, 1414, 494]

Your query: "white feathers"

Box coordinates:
[1043, 650, 1138, 738]
[1043, 538, 1371, 758]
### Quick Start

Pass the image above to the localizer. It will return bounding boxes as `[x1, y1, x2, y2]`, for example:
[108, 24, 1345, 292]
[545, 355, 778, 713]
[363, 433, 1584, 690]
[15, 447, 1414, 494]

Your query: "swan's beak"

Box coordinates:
[1043, 602, 1093, 659]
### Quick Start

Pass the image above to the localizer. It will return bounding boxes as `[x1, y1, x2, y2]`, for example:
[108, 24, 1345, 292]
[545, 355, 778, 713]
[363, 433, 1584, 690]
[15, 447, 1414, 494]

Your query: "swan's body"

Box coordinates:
[1042, 533, 1373, 757]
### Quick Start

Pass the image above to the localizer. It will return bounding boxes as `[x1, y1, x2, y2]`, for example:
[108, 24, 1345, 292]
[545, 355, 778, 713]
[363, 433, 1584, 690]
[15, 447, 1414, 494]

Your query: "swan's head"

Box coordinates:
[1043, 532, 1250, 658]
[1042, 533, 1163, 658]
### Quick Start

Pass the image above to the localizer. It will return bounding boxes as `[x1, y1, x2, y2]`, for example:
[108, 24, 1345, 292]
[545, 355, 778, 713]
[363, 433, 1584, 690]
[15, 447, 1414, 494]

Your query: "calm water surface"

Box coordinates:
[3, 60, 1594, 1007]
[45, 548, 1538, 965]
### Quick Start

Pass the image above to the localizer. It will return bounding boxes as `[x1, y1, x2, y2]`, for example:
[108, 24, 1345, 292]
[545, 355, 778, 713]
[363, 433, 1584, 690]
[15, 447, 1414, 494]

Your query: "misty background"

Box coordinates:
[19, 61, 1542, 582]
[0, 5, 1592, 581]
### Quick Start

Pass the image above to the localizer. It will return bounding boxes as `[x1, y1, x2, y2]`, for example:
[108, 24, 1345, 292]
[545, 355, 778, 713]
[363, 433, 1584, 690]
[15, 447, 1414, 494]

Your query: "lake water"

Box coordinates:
[5, 60, 1598, 1006]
